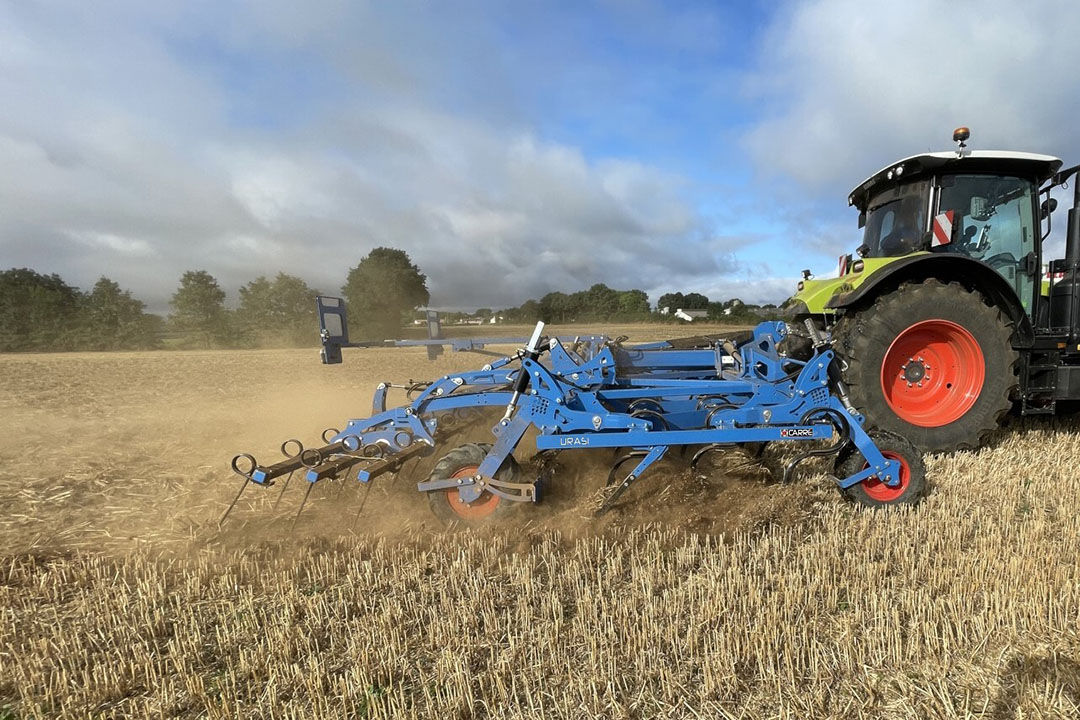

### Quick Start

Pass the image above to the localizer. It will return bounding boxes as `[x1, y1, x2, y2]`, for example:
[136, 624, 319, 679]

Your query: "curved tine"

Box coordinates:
[362, 444, 386, 459]
[796, 407, 853, 457]
[300, 447, 325, 469]
[695, 396, 726, 411]
[272, 470, 296, 510]
[280, 439, 304, 459]
[221, 453, 258, 527]
[689, 443, 736, 471]
[407, 382, 430, 400]
[321, 428, 341, 444]
[627, 398, 664, 414]
[230, 453, 257, 479]
[778, 408, 853, 483]
[606, 451, 647, 487]
[630, 409, 669, 431]
[704, 405, 730, 427]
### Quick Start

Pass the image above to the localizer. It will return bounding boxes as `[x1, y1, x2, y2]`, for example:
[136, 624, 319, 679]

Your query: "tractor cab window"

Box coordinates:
[862, 180, 930, 257]
[937, 174, 1036, 311]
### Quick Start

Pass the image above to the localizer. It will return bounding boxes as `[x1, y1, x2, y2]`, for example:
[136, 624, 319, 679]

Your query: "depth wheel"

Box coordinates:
[834, 279, 1017, 452]
[426, 443, 521, 528]
[835, 429, 927, 508]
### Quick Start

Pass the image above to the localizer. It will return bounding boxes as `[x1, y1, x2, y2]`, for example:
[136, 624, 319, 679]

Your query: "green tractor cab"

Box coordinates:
[789, 128, 1080, 453]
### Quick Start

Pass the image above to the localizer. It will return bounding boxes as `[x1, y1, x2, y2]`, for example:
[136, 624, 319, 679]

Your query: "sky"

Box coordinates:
[3, 0, 1080, 314]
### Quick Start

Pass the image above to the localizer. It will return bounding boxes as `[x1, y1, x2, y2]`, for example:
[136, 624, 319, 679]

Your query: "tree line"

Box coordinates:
[0, 247, 429, 352]
[0, 245, 780, 352]
[494, 288, 781, 324]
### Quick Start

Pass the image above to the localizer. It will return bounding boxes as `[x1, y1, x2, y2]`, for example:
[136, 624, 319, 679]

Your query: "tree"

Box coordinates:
[238, 273, 319, 346]
[583, 283, 620, 320]
[539, 291, 575, 324]
[682, 292, 710, 310]
[170, 270, 228, 348]
[657, 292, 685, 314]
[0, 268, 81, 351]
[342, 248, 429, 339]
[616, 289, 650, 318]
[81, 277, 160, 350]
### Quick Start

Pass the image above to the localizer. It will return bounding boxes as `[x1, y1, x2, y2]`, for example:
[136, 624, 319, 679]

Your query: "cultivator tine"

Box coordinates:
[220, 453, 257, 526]
[336, 477, 348, 499]
[600, 452, 645, 513]
[689, 443, 735, 471]
[291, 482, 315, 531]
[272, 471, 295, 510]
[351, 482, 373, 529]
[220, 480, 249, 526]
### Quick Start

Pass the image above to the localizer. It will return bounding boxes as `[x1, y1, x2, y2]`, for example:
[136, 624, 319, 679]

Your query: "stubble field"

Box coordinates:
[1, 323, 1079, 719]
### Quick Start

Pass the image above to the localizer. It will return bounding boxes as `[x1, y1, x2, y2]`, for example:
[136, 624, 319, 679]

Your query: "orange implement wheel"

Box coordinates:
[441, 465, 502, 520]
[858, 451, 911, 503]
[835, 429, 927, 508]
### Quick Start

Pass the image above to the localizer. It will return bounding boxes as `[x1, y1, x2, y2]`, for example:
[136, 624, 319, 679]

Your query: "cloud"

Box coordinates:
[0, 2, 767, 313]
[745, 0, 1080, 193]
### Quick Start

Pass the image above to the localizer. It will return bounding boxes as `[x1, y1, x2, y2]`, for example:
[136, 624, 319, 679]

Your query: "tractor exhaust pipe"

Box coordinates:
[1048, 166, 1080, 338]
[1064, 179, 1080, 342]
[1066, 181, 1080, 269]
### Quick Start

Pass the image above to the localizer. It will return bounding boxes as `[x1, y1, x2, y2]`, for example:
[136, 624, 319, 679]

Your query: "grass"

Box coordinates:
[1, 332, 1079, 718]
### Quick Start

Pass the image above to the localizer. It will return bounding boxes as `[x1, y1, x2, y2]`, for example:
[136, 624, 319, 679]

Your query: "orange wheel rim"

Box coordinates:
[859, 451, 911, 502]
[880, 319, 985, 427]
[444, 465, 500, 520]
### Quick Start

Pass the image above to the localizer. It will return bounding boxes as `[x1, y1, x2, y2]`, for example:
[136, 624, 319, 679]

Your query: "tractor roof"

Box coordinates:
[848, 150, 1063, 210]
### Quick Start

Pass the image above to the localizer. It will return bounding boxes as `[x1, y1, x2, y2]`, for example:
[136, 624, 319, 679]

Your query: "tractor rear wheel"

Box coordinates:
[834, 279, 1017, 453]
[426, 443, 521, 528]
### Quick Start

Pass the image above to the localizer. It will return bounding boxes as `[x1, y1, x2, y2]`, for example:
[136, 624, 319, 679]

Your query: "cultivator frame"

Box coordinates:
[225, 298, 926, 526]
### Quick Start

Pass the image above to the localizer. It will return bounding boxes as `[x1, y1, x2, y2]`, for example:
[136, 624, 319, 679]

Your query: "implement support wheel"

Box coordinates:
[427, 443, 521, 528]
[834, 429, 928, 508]
[834, 279, 1016, 453]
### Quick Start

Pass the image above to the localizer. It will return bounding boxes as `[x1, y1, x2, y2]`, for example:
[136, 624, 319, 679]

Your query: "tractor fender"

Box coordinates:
[824, 254, 1034, 348]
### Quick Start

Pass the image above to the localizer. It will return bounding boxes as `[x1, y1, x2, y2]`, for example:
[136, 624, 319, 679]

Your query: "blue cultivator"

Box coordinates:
[224, 298, 927, 528]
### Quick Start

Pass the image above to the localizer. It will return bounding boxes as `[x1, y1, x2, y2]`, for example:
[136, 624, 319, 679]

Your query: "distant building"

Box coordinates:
[674, 308, 708, 322]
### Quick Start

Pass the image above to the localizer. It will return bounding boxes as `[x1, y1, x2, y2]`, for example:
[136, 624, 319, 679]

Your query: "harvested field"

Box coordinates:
[1, 325, 1079, 718]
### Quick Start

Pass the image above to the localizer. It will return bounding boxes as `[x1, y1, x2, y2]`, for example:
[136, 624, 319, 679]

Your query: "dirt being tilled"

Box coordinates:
[0, 339, 821, 558]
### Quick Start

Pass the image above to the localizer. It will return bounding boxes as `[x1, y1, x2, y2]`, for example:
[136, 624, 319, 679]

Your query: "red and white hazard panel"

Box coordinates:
[931, 210, 954, 247]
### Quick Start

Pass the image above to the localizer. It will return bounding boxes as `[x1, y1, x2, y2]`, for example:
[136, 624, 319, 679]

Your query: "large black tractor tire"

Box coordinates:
[834, 279, 1017, 453]
[426, 443, 522, 529]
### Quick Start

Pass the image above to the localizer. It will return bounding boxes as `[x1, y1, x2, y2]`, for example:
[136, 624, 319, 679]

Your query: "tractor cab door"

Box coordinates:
[936, 174, 1038, 315]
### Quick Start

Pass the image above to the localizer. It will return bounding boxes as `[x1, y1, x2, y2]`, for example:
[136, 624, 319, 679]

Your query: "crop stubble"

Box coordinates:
[1, 326, 1079, 718]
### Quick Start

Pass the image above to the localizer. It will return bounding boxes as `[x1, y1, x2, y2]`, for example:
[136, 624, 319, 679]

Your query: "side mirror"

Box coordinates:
[970, 196, 991, 222]
[858, 210, 867, 229]
[1042, 197, 1059, 219]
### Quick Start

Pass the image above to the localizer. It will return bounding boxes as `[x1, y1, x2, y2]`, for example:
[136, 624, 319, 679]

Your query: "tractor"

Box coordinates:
[787, 128, 1080, 453]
